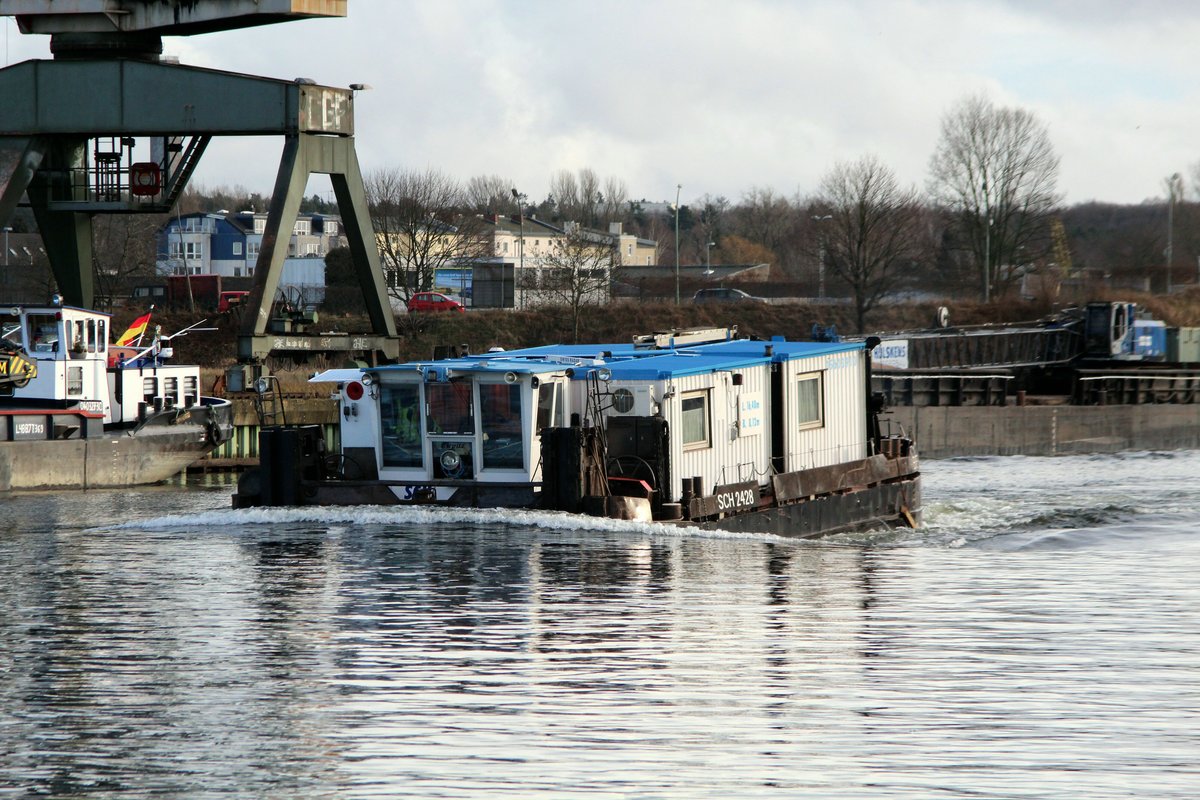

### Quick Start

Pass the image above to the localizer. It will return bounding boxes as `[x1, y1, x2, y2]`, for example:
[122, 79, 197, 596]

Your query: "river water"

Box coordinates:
[2, 452, 1198, 799]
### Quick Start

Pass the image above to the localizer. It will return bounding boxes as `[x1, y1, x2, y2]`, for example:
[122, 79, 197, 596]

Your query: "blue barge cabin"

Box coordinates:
[234, 327, 920, 537]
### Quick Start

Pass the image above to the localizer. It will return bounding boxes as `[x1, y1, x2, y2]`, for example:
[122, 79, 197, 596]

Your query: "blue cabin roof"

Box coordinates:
[373, 336, 863, 382]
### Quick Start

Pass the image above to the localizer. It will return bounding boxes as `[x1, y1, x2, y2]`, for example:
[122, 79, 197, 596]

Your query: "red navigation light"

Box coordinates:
[345, 381, 364, 401]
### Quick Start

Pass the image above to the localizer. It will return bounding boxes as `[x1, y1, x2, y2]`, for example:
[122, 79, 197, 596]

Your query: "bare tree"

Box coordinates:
[364, 167, 490, 303]
[816, 155, 927, 332]
[92, 215, 164, 310]
[537, 225, 618, 343]
[928, 94, 1062, 301]
[465, 174, 516, 215]
[549, 169, 580, 221]
[726, 187, 806, 274]
[548, 168, 627, 227]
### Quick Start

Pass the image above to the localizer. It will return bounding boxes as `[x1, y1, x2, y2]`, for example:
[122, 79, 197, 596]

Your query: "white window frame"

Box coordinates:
[680, 389, 711, 451]
[796, 372, 824, 431]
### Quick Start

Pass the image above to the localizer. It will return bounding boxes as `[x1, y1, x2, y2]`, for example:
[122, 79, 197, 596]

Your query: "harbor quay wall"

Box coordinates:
[889, 404, 1200, 459]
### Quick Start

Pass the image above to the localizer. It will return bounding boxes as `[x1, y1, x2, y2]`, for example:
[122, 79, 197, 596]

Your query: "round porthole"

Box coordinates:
[612, 387, 635, 413]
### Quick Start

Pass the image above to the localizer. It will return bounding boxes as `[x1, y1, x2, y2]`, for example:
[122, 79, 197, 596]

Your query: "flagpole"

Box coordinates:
[135, 304, 154, 347]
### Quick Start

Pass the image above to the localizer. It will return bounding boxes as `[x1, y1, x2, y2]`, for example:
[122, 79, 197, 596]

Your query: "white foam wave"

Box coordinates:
[96, 504, 795, 544]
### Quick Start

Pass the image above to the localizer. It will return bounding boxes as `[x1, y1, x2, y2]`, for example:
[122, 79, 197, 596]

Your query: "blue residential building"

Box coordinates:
[156, 211, 344, 302]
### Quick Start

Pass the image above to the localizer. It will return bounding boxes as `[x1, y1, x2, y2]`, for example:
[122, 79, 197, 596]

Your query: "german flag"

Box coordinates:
[116, 310, 153, 347]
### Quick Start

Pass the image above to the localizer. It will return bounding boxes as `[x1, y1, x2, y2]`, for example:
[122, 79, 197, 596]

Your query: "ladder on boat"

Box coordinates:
[253, 375, 287, 427]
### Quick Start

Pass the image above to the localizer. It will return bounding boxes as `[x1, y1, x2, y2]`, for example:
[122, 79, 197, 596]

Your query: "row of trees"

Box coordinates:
[40, 92, 1199, 332]
[353, 94, 1066, 330]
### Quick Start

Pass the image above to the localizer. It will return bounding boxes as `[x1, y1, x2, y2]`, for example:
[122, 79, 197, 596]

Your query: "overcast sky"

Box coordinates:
[5, 1, 1199, 208]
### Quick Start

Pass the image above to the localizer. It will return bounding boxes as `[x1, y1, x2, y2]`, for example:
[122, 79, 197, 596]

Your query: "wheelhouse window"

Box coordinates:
[796, 372, 824, 430]
[536, 380, 564, 432]
[480, 383, 523, 469]
[380, 383, 422, 468]
[26, 314, 59, 353]
[680, 389, 711, 450]
[426, 382, 474, 435]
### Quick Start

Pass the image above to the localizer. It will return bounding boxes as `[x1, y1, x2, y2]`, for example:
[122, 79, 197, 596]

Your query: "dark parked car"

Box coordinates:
[692, 287, 766, 304]
[407, 291, 465, 313]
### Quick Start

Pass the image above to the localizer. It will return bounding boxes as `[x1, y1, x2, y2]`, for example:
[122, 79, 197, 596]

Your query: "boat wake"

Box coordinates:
[97, 503, 797, 544]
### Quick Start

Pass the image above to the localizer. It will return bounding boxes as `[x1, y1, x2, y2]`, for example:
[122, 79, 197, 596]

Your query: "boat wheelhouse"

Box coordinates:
[237, 327, 920, 537]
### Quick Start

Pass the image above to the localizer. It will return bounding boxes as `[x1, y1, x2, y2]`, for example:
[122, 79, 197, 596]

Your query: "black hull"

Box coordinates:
[233, 426, 922, 541]
[692, 478, 921, 538]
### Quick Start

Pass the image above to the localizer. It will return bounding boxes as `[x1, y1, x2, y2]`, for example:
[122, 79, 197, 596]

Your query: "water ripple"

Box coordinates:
[1, 453, 1199, 797]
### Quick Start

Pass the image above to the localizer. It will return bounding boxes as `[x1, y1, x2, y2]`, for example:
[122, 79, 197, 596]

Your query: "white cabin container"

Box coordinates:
[317, 333, 871, 508]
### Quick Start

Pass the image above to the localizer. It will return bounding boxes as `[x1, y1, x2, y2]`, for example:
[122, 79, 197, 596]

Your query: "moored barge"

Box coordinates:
[1, 302, 233, 490]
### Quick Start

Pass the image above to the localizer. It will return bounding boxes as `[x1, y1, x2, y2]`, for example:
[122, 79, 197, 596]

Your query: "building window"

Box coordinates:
[234, 267, 242, 277]
[627, 243, 633, 256]
[254, 218, 266, 234]
[169, 241, 202, 260]
[233, 242, 243, 255]
[306, 243, 320, 256]
[293, 219, 311, 235]
[680, 389, 711, 450]
[247, 242, 260, 259]
[646, 256, 652, 265]
[796, 373, 824, 430]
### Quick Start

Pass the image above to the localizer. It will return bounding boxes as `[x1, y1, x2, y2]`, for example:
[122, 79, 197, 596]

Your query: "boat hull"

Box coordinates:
[691, 476, 921, 537]
[0, 400, 233, 491]
[232, 426, 921, 540]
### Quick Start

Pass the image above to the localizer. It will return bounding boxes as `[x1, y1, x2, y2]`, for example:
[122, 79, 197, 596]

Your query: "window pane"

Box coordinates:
[426, 382, 474, 434]
[681, 391, 709, 448]
[797, 375, 823, 428]
[536, 381, 562, 432]
[380, 383, 422, 468]
[480, 383, 523, 469]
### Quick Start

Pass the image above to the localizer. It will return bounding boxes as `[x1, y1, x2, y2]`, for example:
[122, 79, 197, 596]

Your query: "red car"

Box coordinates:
[407, 291, 465, 313]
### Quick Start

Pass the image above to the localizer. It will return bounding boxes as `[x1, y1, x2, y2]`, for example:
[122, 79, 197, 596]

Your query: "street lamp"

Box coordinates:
[673, 184, 682, 305]
[511, 188, 525, 309]
[812, 215, 831, 298]
[1167, 172, 1181, 294]
[981, 177, 991, 303]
